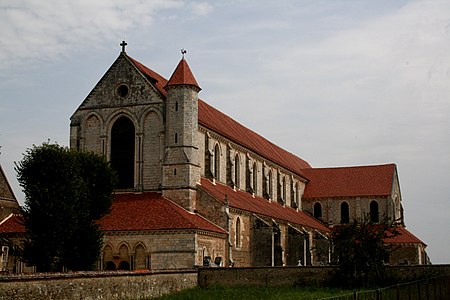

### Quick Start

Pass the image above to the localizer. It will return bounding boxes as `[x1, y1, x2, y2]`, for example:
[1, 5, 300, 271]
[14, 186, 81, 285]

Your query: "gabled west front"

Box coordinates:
[0, 43, 427, 272]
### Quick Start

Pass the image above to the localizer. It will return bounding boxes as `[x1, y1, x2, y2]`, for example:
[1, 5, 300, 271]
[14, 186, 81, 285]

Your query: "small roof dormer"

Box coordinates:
[165, 55, 201, 91]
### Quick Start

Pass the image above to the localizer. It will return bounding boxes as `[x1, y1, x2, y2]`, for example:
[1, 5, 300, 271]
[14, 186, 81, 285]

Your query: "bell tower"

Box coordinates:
[162, 53, 201, 211]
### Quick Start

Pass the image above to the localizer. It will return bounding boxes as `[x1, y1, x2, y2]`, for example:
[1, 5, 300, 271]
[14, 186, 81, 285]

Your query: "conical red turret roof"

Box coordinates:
[165, 58, 201, 90]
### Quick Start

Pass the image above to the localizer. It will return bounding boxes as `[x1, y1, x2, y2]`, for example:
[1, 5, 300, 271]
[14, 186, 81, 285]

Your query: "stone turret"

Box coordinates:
[162, 57, 201, 211]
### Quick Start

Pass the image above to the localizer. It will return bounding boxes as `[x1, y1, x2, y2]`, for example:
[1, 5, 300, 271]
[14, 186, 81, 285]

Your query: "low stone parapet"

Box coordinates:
[0, 269, 197, 300]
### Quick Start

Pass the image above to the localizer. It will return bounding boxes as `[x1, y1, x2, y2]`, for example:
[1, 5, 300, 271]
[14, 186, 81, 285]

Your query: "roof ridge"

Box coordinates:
[305, 163, 396, 171]
[162, 195, 224, 232]
[160, 195, 196, 226]
[0, 213, 13, 226]
[198, 100, 311, 176]
[127, 55, 311, 176]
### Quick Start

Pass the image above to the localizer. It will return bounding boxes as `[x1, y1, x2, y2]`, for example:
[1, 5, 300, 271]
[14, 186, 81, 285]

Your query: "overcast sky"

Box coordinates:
[1, 0, 449, 264]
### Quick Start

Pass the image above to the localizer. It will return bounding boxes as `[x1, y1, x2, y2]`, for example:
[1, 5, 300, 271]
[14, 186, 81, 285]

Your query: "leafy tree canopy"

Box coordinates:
[15, 142, 117, 272]
[331, 216, 399, 288]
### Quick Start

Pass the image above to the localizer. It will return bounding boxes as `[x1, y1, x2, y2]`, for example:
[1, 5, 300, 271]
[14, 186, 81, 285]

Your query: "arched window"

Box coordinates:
[235, 218, 241, 248]
[291, 182, 298, 209]
[118, 244, 130, 270]
[277, 173, 285, 204]
[341, 202, 350, 224]
[118, 261, 130, 270]
[111, 116, 135, 189]
[214, 144, 220, 180]
[313, 202, 322, 219]
[370, 201, 379, 223]
[234, 154, 240, 189]
[268, 170, 273, 199]
[134, 244, 146, 270]
[103, 245, 114, 270]
[105, 261, 116, 271]
[252, 162, 257, 194]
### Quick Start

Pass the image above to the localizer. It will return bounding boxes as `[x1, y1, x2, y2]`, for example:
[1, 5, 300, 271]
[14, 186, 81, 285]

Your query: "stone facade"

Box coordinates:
[100, 231, 226, 270]
[302, 170, 403, 226]
[70, 54, 166, 191]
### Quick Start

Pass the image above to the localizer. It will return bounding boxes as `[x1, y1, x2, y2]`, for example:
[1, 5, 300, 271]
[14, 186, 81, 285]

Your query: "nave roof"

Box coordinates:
[303, 164, 396, 199]
[127, 55, 311, 179]
[199, 177, 330, 232]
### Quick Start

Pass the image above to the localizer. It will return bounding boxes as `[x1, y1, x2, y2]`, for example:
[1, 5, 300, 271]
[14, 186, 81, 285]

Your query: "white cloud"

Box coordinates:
[0, 0, 184, 70]
[255, 0, 450, 162]
[189, 2, 214, 16]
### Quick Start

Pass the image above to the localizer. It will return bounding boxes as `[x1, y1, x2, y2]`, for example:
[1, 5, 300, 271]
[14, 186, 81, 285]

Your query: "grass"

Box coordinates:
[153, 286, 354, 300]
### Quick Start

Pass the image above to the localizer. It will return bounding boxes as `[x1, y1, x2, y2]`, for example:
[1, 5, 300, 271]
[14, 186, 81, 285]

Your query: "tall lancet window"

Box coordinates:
[370, 201, 379, 223]
[268, 170, 273, 199]
[111, 116, 135, 189]
[314, 202, 322, 219]
[341, 202, 350, 224]
[235, 217, 241, 248]
[252, 162, 257, 194]
[234, 153, 240, 189]
[214, 144, 220, 180]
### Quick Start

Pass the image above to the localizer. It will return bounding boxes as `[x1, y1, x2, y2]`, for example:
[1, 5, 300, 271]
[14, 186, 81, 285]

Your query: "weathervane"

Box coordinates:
[120, 41, 127, 53]
[181, 48, 187, 58]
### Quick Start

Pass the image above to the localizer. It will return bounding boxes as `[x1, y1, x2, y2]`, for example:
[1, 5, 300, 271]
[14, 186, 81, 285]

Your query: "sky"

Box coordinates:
[1, 0, 449, 264]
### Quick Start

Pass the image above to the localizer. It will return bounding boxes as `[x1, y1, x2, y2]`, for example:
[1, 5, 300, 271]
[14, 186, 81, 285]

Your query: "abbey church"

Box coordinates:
[0, 44, 427, 272]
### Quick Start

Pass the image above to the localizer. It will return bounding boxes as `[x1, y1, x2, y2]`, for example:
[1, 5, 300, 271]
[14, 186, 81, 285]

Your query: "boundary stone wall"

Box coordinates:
[0, 270, 197, 300]
[198, 265, 450, 288]
[198, 267, 336, 288]
[1, 265, 450, 299]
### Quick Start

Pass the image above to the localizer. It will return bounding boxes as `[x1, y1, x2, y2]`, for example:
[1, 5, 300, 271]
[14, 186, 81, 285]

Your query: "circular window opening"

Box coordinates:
[117, 84, 129, 98]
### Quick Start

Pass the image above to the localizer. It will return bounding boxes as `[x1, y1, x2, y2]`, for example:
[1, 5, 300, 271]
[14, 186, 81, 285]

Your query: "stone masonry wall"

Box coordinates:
[198, 266, 337, 287]
[103, 232, 196, 270]
[0, 270, 197, 300]
[302, 196, 390, 226]
[2, 265, 449, 299]
[198, 265, 450, 288]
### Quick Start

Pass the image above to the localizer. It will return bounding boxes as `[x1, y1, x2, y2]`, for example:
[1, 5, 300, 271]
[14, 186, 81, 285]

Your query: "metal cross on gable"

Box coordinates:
[120, 41, 127, 53]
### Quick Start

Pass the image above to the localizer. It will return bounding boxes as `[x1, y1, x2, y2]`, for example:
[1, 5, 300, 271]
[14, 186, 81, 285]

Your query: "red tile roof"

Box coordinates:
[199, 178, 329, 232]
[384, 226, 426, 245]
[198, 101, 311, 174]
[0, 214, 25, 233]
[100, 192, 226, 234]
[128, 55, 311, 178]
[127, 55, 168, 97]
[303, 164, 396, 198]
[165, 58, 201, 90]
[0, 194, 227, 235]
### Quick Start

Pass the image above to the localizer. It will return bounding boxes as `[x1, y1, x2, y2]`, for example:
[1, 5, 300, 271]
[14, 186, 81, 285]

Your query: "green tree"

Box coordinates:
[331, 216, 399, 288]
[15, 142, 116, 272]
